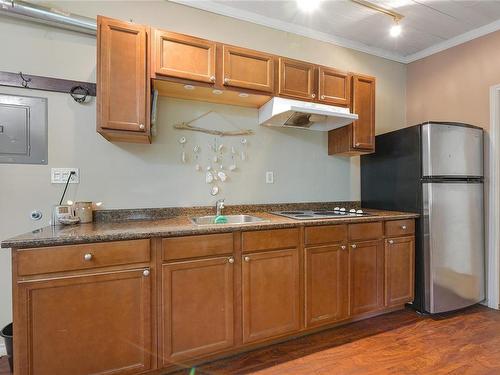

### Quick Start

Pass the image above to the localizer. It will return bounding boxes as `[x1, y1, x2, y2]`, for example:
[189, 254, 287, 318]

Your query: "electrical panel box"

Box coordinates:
[0, 94, 48, 164]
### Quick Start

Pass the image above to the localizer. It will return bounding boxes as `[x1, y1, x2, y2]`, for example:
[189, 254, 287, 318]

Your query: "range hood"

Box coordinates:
[259, 97, 358, 131]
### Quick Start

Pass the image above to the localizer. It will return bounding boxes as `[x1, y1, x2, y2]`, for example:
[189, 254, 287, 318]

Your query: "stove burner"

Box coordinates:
[271, 209, 368, 220]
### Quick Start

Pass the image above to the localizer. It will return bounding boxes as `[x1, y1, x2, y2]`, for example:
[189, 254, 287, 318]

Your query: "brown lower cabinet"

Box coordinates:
[350, 239, 385, 316]
[385, 236, 415, 306]
[161, 256, 235, 364]
[305, 244, 349, 327]
[15, 269, 152, 375]
[242, 248, 300, 343]
[12, 219, 415, 374]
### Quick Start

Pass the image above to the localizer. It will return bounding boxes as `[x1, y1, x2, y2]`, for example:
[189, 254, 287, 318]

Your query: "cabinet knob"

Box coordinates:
[210, 75, 216, 82]
[355, 142, 361, 147]
[351, 244, 357, 249]
[228, 257, 235, 264]
[311, 93, 316, 99]
[401, 225, 407, 230]
[83, 253, 93, 261]
[341, 245, 346, 250]
[224, 77, 230, 84]
[244, 256, 250, 262]
[389, 240, 394, 245]
[143, 269, 150, 277]
[139, 124, 145, 130]
[321, 95, 325, 100]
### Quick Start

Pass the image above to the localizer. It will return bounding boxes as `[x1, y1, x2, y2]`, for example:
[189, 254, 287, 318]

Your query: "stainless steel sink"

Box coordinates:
[190, 214, 268, 226]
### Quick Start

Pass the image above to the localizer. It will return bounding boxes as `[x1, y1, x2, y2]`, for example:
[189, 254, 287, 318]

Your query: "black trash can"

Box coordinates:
[0, 323, 13, 373]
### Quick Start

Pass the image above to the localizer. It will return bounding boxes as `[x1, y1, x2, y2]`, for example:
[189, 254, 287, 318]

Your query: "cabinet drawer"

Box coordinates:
[242, 228, 299, 252]
[305, 225, 347, 246]
[162, 233, 234, 261]
[348, 222, 383, 242]
[17, 239, 150, 276]
[385, 219, 415, 237]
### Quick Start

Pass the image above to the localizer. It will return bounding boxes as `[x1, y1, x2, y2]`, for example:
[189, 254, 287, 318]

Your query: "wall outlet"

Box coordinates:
[266, 171, 274, 184]
[51, 168, 80, 184]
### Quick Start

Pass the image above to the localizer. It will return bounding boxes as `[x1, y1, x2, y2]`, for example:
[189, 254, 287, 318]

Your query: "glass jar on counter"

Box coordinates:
[74, 201, 93, 223]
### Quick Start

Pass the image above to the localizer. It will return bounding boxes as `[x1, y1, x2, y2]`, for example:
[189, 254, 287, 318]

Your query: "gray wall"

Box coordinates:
[0, 1, 406, 329]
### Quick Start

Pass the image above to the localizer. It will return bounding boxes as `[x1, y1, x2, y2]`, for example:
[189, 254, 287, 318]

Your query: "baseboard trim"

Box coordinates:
[0, 341, 6, 356]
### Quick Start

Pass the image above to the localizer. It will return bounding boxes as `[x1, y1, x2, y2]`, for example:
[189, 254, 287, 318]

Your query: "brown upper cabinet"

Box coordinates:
[96, 16, 375, 151]
[97, 16, 150, 143]
[153, 29, 216, 84]
[222, 45, 275, 93]
[278, 58, 316, 101]
[318, 67, 351, 106]
[328, 74, 376, 155]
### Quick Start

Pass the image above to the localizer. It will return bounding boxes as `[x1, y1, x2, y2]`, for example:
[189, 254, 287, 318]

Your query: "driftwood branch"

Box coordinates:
[174, 122, 253, 137]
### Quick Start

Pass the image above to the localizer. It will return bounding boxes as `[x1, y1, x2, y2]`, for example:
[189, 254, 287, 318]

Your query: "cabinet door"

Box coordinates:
[350, 240, 384, 316]
[16, 269, 152, 375]
[222, 45, 274, 93]
[278, 58, 316, 100]
[385, 237, 415, 306]
[161, 257, 234, 364]
[318, 67, 350, 106]
[351, 75, 375, 150]
[97, 16, 148, 134]
[305, 244, 349, 328]
[242, 249, 300, 343]
[154, 29, 216, 83]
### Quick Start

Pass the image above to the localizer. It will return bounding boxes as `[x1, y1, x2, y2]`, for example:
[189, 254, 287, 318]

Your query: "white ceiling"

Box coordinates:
[171, 0, 500, 63]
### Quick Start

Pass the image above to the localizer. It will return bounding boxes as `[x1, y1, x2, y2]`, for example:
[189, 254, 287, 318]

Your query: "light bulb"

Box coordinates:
[296, 0, 321, 13]
[390, 23, 402, 37]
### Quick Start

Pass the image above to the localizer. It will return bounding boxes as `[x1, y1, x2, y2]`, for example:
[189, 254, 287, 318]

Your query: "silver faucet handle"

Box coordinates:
[217, 199, 225, 208]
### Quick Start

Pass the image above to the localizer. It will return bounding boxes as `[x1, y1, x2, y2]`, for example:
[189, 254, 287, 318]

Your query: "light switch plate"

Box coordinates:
[266, 171, 274, 184]
[51, 168, 79, 184]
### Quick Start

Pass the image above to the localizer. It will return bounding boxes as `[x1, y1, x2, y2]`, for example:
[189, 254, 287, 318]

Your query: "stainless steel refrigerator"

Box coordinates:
[361, 122, 485, 314]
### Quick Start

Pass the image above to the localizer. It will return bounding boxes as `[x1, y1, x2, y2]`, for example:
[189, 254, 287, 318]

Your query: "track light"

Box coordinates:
[296, 0, 321, 13]
[390, 20, 402, 37]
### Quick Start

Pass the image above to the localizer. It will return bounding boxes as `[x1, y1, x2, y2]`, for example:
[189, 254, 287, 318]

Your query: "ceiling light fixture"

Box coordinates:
[390, 21, 402, 37]
[350, 0, 404, 38]
[296, 0, 321, 13]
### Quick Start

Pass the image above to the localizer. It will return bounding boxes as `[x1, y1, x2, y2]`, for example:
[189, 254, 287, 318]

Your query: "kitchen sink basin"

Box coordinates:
[190, 214, 268, 226]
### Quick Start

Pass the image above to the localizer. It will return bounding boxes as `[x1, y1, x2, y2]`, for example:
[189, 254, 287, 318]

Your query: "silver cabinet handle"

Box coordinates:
[210, 75, 216, 82]
[228, 257, 235, 264]
[83, 253, 93, 261]
[321, 95, 325, 100]
[311, 93, 316, 98]
[341, 245, 346, 250]
[143, 269, 150, 277]
[389, 240, 394, 244]
[351, 244, 357, 249]
[401, 225, 407, 230]
[139, 124, 145, 130]
[224, 77, 230, 84]
[244, 256, 250, 262]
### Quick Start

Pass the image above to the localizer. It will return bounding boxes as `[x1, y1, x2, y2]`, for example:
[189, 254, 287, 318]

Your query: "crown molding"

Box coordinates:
[403, 18, 500, 63]
[169, 0, 408, 63]
[170, 0, 500, 65]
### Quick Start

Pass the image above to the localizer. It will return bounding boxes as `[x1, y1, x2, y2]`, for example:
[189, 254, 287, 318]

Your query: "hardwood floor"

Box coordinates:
[2, 305, 499, 374]
[0, 357, 10, 375]
[174, 305, 500, 375]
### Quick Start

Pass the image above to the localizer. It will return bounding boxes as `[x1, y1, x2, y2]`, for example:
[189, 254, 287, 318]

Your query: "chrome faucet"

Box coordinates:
[216, 199, 225, 216]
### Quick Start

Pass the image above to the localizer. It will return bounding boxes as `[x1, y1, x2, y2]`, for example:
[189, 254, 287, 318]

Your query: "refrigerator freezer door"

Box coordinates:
[423, 182, 485, 313]
[422, 123, 483, 177]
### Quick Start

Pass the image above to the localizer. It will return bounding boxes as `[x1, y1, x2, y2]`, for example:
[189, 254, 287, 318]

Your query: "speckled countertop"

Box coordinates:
[1, 207, 419, 249]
